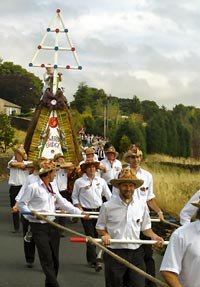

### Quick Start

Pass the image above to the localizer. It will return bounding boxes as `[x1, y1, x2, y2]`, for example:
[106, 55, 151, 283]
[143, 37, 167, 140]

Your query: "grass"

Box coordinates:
[142, 154, 200, 219]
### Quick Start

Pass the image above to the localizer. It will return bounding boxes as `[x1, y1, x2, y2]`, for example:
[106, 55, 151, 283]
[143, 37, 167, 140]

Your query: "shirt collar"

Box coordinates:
[117, 194, 134, 207]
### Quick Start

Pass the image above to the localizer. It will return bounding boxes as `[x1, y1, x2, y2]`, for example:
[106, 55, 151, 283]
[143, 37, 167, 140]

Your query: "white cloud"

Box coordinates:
[1, 0, 200, 109]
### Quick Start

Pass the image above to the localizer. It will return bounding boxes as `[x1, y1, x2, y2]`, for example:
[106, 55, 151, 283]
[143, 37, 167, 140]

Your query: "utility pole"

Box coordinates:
[103, 96, 108, 139]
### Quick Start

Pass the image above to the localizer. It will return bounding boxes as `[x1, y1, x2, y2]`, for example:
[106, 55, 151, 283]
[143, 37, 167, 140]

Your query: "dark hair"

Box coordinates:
[39, 172, 49, 178]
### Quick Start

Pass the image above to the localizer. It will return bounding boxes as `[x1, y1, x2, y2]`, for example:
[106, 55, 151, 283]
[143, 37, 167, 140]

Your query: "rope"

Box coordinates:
[161, 218, 180, 228]
[32, 211, 169, 287]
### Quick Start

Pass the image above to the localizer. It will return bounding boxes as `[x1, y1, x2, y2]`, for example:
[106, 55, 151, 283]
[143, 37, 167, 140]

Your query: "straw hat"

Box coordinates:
[191, 201, 200, 208]
[123, 148, 143, 163]
[12, 144, 27, 160]
[54, 153, 64, 161]
[85, 147, 95, 155]
[105, 146, 119, 158]
[34, 159, 60, 175]
[110, 168, 144, 188]
[80, 160, 100, 173]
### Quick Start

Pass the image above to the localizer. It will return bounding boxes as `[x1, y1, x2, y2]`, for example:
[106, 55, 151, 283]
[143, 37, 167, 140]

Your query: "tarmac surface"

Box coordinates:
[0, 179, 164, 287]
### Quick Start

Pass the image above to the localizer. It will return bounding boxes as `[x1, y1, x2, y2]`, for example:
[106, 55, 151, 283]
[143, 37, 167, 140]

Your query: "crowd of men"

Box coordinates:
[7, 141, 200, 287]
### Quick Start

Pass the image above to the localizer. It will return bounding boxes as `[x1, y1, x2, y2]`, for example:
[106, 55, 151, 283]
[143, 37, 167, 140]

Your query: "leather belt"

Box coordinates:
[82, 207, 100, 212]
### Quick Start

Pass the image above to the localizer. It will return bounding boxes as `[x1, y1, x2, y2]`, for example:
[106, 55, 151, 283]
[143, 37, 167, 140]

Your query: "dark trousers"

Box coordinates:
[140, 233, 157, 287]
[103, 247, 145, 287]
[81, 217, 98, 264]
[9, 185, 22, 230]
[21, 216, 35, 263]
[31, 222, 60, 287]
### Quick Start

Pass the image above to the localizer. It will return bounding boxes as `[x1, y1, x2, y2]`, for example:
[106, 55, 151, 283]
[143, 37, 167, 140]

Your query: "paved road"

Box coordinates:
[0, 180, 164, 287]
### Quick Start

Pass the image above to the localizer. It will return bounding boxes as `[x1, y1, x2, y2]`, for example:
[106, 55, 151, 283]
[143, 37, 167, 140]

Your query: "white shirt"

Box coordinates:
[134, 167, 155, 203]
[15, 174, 39, 202]
[18, 178, 82, 223]
[180, 190, 200, 225]
[8, 158, 31, 186]
[160, 220, 200, 287]
[96, 195, 151, 250]
[72, 173, 112, 208]
[55, 168, 68, 191]
[100, 158, 122, 184]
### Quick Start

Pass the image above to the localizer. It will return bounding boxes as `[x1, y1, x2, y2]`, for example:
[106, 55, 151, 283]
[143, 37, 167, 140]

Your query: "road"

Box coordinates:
[0, 179, 164, 287]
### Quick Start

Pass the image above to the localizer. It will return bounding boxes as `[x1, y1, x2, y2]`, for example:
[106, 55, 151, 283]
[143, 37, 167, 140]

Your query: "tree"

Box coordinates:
[0, 61, 42, 113]
[119, 134, 131, 153]
[141, 100, 160, 121]
[0, 113, 15, 152]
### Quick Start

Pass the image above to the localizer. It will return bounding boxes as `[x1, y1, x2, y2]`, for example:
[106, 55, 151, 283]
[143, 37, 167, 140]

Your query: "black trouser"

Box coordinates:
[31, 222, 60, 287]
[140, 232, 157, 287]
[81, 208, 100, 264]
[9, 185, 22, 230]
[21, 216, 35, 263]
[103, 247, 145, 287]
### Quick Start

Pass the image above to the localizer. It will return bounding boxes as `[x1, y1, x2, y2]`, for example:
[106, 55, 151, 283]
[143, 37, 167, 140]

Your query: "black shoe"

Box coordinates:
[95, 262, 103, 272]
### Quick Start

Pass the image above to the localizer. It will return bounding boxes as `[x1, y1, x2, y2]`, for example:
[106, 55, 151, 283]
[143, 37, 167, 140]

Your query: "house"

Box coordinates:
[0, 98, 21, 116]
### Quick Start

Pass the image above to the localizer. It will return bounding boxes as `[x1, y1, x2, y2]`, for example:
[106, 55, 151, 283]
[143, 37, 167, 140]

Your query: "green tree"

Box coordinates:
[0, 113, 15, 152]
[141, 100, 160, 121]
[119, 134, 131, 153]
[0, 61, 42, 112]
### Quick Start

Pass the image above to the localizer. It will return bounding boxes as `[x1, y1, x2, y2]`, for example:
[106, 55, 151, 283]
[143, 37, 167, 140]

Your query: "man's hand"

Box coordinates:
[101, 234, 111, 245]
[151, 234, 164, 249]
[81, 212, 90, 220]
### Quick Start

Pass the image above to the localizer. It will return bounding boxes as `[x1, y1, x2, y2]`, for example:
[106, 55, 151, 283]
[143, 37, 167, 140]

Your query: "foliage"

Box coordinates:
[0, 113, 15, 152]
[0, 61, 42, 113]
[70, 83, 200, 158]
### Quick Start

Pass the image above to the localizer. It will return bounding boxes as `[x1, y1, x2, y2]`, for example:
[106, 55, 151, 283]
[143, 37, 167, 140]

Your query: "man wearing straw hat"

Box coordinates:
[100, 145, 122, 191]
[96, 168, 164, 287]
[72, 159, 112, 272]
[14, 157, 46, 268]
[122, 144, 164, 287]
[8, 144, 32, 233]
[160, 200, 200, 287]
[18, 159, 87, 287]
[53, 153, 76, 231]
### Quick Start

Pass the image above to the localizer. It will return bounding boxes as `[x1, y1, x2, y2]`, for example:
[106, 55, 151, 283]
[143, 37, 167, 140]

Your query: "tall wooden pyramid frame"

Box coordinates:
[24, 8, 82, 162]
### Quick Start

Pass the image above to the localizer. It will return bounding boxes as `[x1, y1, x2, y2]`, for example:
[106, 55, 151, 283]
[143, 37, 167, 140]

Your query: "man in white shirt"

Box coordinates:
[8, 144, 32, 233]
[100, 146, 122, 191]
[18, 159, 87, 287]
[179, 189, 200, 225]
[54, 153, 75, 230]
[123, 146, 164, 287]
[72, 160, 112, 272]
[160, 201, 200, 287]
[96, 168, 164, 287]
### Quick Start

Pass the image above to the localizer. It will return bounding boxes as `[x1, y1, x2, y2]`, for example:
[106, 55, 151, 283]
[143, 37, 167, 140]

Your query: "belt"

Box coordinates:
[82, 207, 100, 212]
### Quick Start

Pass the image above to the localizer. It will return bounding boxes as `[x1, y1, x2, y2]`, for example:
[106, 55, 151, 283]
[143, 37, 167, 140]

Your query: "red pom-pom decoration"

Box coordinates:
[41, 64, 45, 68]
[38, 45, 42, 49]
[55, 28, 60, 33]
[66, 65, 70, 69]
[57, 9, 61, 13]
[71, 47, 76, 51]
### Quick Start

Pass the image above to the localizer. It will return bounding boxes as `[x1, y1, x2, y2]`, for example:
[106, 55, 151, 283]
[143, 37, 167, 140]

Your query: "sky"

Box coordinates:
[1, 0, 200, 109]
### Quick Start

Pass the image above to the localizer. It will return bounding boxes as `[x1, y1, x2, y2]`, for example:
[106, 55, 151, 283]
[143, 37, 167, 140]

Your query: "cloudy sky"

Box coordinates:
[1, 0, 200, 109]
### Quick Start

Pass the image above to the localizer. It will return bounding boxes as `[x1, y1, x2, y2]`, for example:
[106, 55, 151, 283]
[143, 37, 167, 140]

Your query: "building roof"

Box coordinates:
[0, 98, 21, 108]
